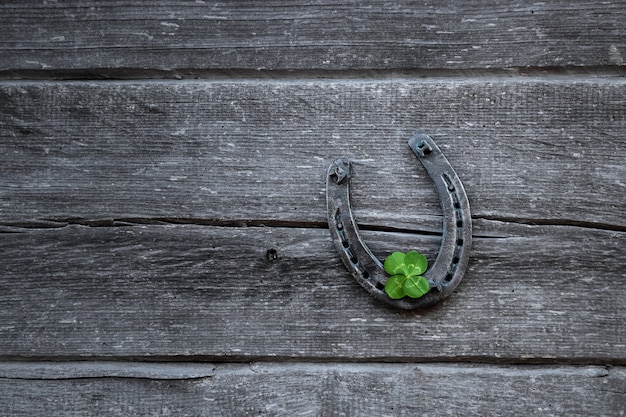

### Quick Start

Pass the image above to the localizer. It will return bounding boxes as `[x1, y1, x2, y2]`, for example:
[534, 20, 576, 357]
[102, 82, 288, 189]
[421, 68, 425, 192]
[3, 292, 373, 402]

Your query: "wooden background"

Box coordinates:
[1, 1, 625, 415]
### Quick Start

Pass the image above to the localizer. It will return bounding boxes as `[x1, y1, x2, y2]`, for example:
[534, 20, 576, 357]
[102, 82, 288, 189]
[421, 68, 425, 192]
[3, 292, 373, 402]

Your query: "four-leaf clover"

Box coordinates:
[383, 251, 430, 299]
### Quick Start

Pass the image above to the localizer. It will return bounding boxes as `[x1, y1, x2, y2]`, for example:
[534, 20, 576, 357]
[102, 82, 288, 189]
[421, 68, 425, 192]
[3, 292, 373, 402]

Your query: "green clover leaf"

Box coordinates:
[403, 275, 430, 298]
[383, 251, 430, 299]
[384, 275, 408, 299]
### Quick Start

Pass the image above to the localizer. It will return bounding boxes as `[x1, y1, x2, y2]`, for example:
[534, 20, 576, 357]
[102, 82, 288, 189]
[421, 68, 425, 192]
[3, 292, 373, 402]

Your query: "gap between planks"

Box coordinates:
[0, 355, 624, 367]
[0, 66, 625, 82]
[2, 216, 625, 235]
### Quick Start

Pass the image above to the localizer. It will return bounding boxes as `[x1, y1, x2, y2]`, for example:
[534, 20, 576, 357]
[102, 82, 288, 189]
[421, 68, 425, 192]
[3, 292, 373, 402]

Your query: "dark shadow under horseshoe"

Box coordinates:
[326, 133, 472, 309]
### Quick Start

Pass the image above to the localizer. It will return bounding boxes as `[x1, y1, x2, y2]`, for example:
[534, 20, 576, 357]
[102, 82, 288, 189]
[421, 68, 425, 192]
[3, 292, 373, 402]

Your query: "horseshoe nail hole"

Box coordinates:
[350, 255, 358, 264]
[334, 211, 344, 230]
[444, 273, 453, 283]
[452, 256, 459, 264]
[454, 202, 461, 209]
[342, 240, 350, 249]
[362, 271, 370, 279]
[456, 220, 463, 227]
[417, 141, 433, 156]
[266, 248, 278, 263]
[457, 238, 464, 246]
[375, 282, 385, 291]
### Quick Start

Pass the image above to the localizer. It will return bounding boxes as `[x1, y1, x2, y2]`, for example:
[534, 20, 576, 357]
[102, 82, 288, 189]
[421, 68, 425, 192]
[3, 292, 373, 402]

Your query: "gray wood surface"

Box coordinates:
[1, 1, 625, 73]
[1, 79, 624, 230]
[1, 221, 624, 361]
[1, 362, 624, 416]
[1, 1, 625, 414]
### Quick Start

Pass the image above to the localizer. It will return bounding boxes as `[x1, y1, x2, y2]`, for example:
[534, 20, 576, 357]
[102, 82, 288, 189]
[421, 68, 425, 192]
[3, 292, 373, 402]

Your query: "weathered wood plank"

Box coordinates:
[1, 1, 625, 72]
[0, 361, 218, 380]
[1, 221, 623, 360]
[1, 79, 624, 230]
[0, 362, 623, 416]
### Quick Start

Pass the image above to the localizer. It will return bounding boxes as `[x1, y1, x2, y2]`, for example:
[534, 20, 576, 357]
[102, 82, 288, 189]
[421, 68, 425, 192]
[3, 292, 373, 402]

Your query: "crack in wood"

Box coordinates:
[474, 215, 626, 233]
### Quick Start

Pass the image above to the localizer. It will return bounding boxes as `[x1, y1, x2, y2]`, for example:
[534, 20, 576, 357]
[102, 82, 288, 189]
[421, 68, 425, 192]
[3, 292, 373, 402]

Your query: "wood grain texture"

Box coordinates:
[1, 1, 625, 72]
[0, 362, 623, 417]
[2, 1, 624, 413]
[1, 221, 623, 360]
[1, 79, 624, 230]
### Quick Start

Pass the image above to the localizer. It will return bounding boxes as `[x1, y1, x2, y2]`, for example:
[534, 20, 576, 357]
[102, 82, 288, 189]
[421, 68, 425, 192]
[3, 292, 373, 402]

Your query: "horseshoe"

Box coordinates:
[326, 133, 472, 309]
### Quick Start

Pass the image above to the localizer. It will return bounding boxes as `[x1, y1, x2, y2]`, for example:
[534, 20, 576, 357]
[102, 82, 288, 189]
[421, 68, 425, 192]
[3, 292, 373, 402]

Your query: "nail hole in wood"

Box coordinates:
[266, 248, 278, 263]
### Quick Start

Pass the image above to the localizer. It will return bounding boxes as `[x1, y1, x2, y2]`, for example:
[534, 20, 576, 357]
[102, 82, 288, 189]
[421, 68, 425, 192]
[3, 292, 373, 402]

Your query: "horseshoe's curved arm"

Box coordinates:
[326, 133, 472, 309]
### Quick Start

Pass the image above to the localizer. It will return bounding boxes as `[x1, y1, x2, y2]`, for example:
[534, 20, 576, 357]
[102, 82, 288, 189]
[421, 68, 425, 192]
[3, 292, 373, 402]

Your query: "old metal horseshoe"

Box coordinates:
[326, 133, 472, 309]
